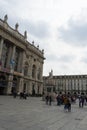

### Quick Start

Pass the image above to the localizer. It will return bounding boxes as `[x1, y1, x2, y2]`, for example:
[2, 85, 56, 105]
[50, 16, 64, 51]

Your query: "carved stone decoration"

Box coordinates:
[15, 23, 19, 31]
[4, 14, 8, 23]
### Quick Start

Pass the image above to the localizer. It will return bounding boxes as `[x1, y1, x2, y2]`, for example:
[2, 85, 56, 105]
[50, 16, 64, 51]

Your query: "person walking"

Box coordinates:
[45, 94, 49, 105]
[79, 96, 82, 107]
[67, 97, 71, 112]
[64, 96, 68, 112]
[49, 95, 52, 106]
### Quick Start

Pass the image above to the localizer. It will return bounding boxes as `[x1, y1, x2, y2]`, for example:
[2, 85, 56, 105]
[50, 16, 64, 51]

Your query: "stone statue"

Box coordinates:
[15, 23, 19, 31]
[4, 14, 8, 22]
[37, 45, 39, 49]
[32, 41, 34, 45]
[24, 31, 27, 40]
[42, 49, 44, 54]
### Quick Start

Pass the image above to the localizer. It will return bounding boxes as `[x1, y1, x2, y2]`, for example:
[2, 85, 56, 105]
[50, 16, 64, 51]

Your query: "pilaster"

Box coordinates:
[0, 38, 4, 57]
[21, 51, 25, 75]
[17, 52, 22, 72]
[18, 78, 24, 92]
[7, 45, 16, 94]
[6, 46, 12, 68]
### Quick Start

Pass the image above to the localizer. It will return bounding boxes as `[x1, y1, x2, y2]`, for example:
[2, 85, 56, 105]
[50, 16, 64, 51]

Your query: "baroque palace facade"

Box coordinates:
[0, 15, 45, 95]
[43, 70, 87, 95]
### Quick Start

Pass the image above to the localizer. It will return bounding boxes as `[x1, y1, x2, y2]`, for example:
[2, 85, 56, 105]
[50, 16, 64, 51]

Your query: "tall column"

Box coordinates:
[74, 78, 76, 93]
[40, 62, 43, 81]
[29, 58, 32, 78]
[81, 78, 83, 92]
[35, 83, 38, 94]
[17, 51, 25, 93]
[0, 38, 4, 69]
[21, 51, 25, 75]
[27, 81, 30, 94]
[29, 81, 32, 95]
[17, 52, 22, 72]
[12, 45, 16, 61]
[7, 45, 16, 94]
[6, 46, 12, 69]
[18, 78, 24, 92]
[0, 38, 4, 59]
[30, 55, 34, 79]
[40, 84, 43, 94]
[86, 79, 87, 93]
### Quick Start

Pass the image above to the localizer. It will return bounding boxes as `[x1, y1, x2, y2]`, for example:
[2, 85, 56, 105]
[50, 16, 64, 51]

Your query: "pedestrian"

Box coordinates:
[81, 96, 84, 108]
[79, 96, 82, 107]
[56, 95, 61, 106]
[67, 97, 71, 112]
[13, 90, 17, 98]
[45, 94, 49, 105]
[64, 96, 68, 112]
[23, 91, 27, 99]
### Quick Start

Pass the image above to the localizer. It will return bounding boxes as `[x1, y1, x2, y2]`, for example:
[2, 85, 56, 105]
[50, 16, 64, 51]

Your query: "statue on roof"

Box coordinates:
[42, 49, 44, 54]
[4, 14, 8, 22]
[49, 69, 53, 78]
[15, 23, 19, 31]
[24, 31, 27, 40]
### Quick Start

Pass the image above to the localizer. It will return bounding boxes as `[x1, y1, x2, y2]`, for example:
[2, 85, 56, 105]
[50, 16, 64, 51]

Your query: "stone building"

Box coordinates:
[0, 15, 45, 95]
[43, 70, 87, 95]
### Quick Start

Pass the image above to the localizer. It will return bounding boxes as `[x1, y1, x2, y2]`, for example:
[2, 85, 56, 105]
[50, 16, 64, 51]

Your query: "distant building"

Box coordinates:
[0, 15, 45, 95]
[43, 70, 87, 95]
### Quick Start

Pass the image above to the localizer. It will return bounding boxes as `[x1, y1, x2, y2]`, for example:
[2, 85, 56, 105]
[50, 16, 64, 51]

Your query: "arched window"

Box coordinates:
[32, 65, 36, 78]
[13, 77, 17, 88]
[23, 83, 26, 92]
[0, 75, 6, 87]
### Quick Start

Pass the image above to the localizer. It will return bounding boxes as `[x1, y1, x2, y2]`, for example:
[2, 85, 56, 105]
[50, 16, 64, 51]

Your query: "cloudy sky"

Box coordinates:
[1, 0, 87, 76]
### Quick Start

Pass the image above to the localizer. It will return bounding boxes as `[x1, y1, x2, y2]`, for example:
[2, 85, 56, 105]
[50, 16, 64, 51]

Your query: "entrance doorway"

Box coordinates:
[37, 86, 39, 94]
[32, 84, 35, 96]
[23, 83, 26, 92]
[0, 74, 6, 95]
[12, 77, 17, 92]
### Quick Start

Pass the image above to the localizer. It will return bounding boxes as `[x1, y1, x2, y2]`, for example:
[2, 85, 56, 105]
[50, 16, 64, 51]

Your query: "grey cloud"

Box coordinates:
[80, 57, 87, 64]
[0, 0, 22, 7]
[28, 21, 51, 39]
[46, 54, 58, 61]
[58, 18, 87, 46]
[47, 54, 74, 63]
[18, 20, 51, 39]
[58, 55, 74, 62]
[12, 19, 51, 39]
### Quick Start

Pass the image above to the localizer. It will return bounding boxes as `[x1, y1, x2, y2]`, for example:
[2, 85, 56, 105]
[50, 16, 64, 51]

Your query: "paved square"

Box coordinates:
[0, 96, 87, 130]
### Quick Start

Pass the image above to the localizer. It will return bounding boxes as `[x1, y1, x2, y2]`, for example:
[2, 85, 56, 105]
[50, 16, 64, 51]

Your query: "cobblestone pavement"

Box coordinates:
[0, 96, 87, 130]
